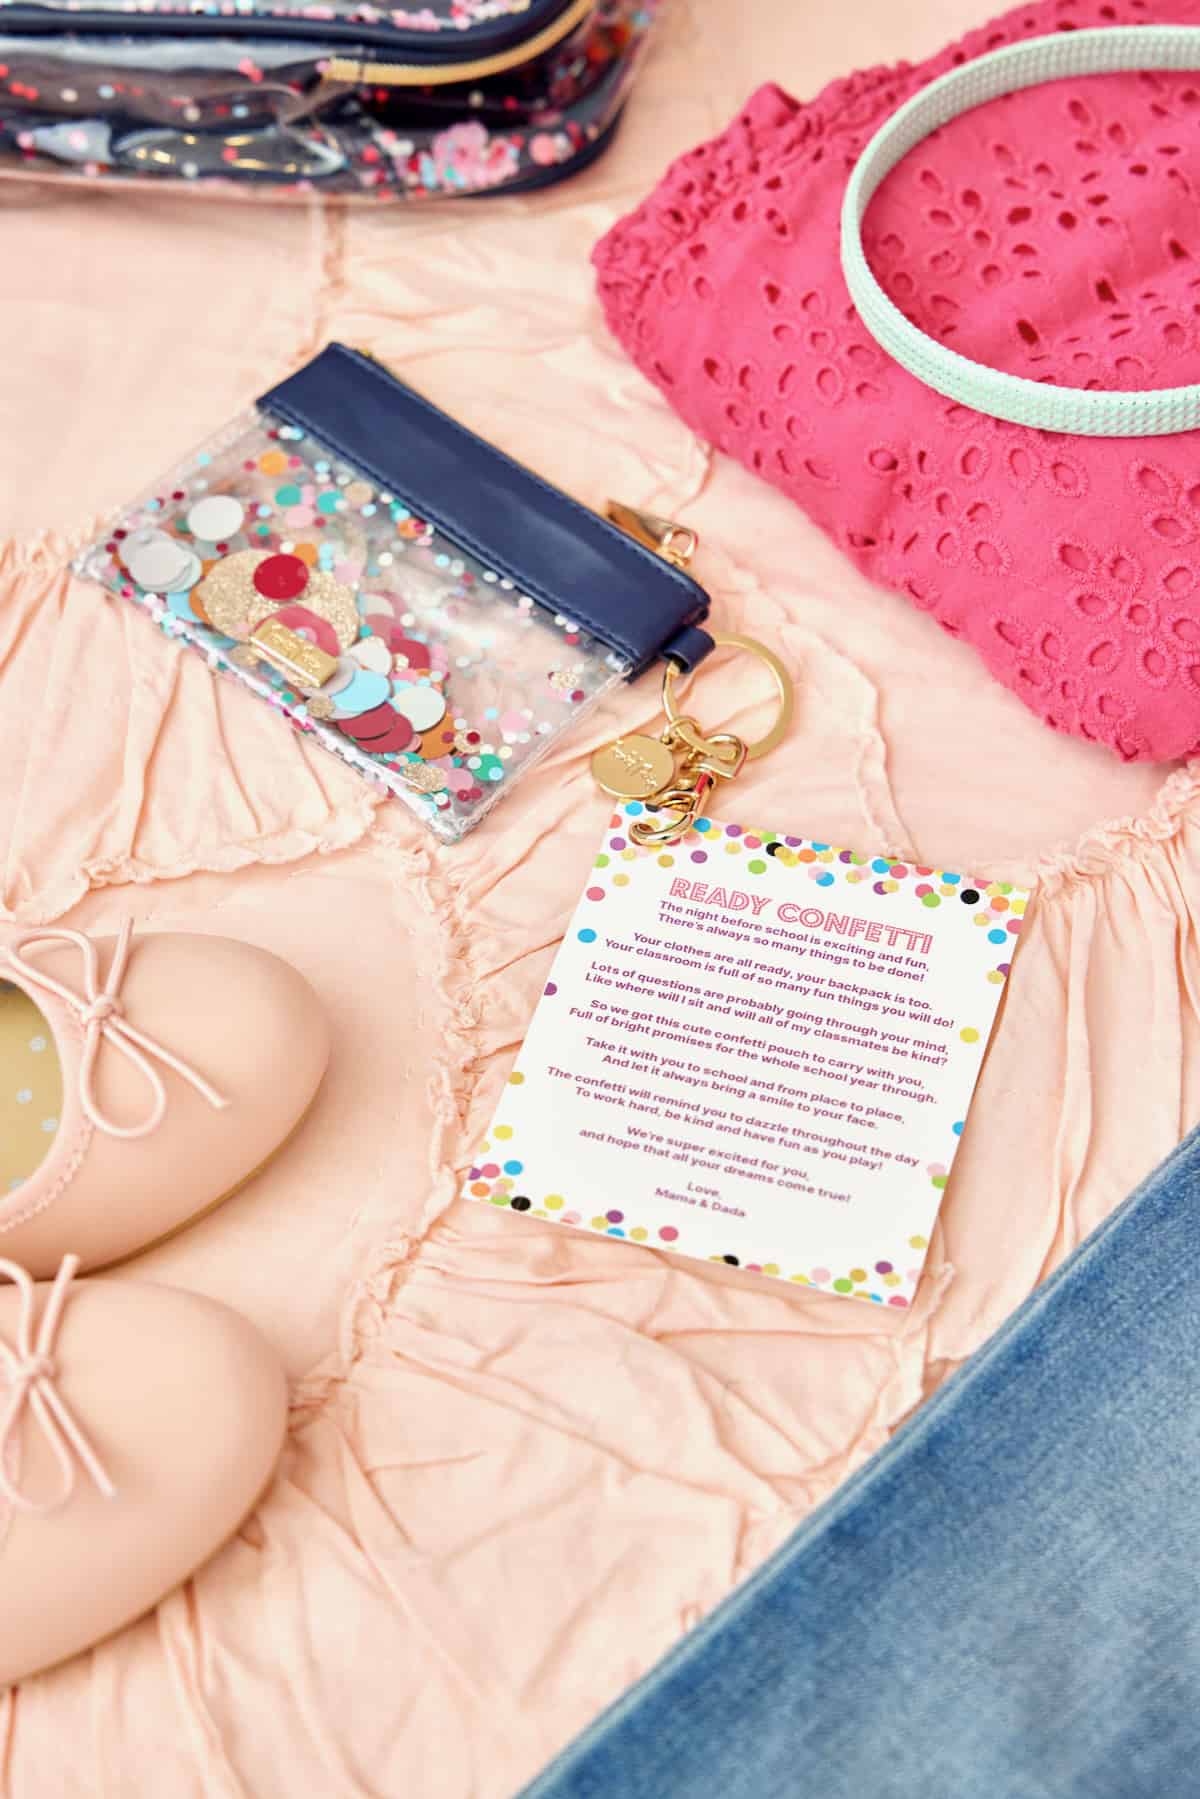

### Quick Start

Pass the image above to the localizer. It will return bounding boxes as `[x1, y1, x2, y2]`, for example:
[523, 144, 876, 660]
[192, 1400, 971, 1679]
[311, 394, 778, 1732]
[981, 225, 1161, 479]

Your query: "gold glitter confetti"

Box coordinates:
[196, 550, 269, 640]
[548, 666, 582, 693]
[397, 760, 448, 794]
[306, 695, 335, 721]
[299, 571, 360, 651]
[196, 551, 361, 650]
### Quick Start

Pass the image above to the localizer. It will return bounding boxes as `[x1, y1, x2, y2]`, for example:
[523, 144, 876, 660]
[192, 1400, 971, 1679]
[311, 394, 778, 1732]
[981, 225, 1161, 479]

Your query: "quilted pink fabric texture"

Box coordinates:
[594, 0, 1200, 763]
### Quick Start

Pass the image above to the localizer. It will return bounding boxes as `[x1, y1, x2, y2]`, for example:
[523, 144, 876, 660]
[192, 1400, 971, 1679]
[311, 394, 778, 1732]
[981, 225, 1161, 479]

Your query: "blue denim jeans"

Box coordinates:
[519, 1128, 1200, 1799]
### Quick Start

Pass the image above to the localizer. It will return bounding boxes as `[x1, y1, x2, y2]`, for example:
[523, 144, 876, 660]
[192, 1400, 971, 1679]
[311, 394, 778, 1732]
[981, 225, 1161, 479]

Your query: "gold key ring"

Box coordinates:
[661, 632, 794, 760]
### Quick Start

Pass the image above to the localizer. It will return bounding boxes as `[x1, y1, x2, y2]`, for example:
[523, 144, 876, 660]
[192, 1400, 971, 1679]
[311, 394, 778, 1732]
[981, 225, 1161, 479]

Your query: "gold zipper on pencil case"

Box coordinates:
[325, 0, 593, 88]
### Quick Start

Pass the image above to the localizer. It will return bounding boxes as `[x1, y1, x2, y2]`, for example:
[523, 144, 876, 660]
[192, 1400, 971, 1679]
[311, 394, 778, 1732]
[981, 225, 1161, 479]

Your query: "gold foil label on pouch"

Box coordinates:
[250, 618, 339, 692]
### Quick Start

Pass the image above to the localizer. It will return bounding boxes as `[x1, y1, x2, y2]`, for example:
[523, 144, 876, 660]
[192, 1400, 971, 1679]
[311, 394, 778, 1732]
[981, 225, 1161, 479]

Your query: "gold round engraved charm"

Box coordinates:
[591, 733, 677, 801]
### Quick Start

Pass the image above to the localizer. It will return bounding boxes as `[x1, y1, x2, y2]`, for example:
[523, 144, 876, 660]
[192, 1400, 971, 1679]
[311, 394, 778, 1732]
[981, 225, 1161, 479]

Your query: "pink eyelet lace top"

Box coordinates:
[593, 0, 1200, 763]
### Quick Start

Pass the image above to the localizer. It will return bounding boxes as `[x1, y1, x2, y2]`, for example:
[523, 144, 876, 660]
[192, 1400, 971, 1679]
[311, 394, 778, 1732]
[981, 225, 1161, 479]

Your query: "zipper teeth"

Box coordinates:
[324, 0, 592, 86]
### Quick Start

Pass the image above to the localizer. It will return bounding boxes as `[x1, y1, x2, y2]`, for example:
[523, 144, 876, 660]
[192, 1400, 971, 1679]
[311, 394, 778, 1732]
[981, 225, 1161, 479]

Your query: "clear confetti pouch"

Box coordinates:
[74, 341, 714, 843]
[0, 0, 660, 199]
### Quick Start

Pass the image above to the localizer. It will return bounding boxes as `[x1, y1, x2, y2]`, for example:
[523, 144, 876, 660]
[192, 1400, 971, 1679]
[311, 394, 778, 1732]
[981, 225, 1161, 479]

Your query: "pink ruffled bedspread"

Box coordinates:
[0, 4, 1196, 1793]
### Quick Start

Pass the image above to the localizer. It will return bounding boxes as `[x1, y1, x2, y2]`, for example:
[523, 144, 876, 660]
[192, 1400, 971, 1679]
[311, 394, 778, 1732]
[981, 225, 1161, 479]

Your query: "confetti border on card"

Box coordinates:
[465, 1103, 925, 1308]
[460, 814, 1031, 1310]
[589, 806, 1026, 990]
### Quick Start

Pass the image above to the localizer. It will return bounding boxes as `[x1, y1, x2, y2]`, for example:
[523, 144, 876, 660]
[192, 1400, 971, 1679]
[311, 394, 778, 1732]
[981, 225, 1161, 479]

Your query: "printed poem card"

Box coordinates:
[463, 809, 1030, 1309]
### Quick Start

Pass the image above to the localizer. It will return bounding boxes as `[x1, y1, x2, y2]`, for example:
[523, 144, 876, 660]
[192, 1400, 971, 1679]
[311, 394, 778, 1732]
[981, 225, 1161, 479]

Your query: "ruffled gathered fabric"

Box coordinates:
[2, 7, 1200, 1792]
[0, 551, 382, 923]
[594, 0, 1200, 764]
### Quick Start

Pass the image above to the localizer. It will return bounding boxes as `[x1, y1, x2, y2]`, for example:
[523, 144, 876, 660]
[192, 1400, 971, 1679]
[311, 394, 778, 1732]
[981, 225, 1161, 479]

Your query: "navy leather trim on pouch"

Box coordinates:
[259, 344, 713, 677]
[0, 0, 575, 54]
[660, 624, 716, 673]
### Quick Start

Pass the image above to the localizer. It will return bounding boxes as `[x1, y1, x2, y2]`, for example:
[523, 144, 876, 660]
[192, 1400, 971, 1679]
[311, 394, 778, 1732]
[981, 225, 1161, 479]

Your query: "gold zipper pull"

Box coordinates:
[605, 501, 698, 572]
[324, 0, 594, 89]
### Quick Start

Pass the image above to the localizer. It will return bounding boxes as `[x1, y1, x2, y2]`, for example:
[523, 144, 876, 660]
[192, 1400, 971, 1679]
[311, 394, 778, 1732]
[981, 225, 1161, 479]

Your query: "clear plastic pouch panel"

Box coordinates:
[0, 0, 653, 193]
[0, 38, 347, 181]
[76, 406, 627, 840]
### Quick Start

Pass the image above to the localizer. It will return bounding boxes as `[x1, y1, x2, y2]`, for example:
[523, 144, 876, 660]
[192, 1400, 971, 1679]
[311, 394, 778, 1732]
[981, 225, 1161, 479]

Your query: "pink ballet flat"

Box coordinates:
[0, 921, 329, 1275]
[0, 1253, 287, 1684]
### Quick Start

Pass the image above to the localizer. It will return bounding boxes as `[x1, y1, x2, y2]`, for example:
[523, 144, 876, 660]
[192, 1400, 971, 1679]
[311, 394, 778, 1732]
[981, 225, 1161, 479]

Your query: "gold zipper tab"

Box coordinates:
[606, 501, 699, 572]
[325, 0, 592, 88]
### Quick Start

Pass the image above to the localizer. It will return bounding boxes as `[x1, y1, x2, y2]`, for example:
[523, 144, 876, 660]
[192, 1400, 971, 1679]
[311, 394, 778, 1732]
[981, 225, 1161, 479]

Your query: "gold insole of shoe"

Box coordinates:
[0, 985, 63, 1192]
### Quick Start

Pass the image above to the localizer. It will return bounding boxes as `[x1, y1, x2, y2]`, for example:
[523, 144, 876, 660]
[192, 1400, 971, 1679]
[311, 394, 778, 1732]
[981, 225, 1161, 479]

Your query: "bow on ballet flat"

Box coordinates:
[4, 921, 228, 1141]
[0, 1255, 117, 1515]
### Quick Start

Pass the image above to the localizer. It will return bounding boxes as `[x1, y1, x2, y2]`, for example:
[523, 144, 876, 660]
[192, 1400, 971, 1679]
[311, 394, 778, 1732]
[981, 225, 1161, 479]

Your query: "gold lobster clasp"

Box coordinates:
[592, 631, 795, 835]
[629, 766, 717, 847]
[663, 714, 748, 782]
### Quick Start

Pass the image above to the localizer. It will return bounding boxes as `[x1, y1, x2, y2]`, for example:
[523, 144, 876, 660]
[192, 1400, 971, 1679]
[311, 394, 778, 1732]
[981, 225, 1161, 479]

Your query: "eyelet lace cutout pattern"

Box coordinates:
[593, 0, 1200, 762]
